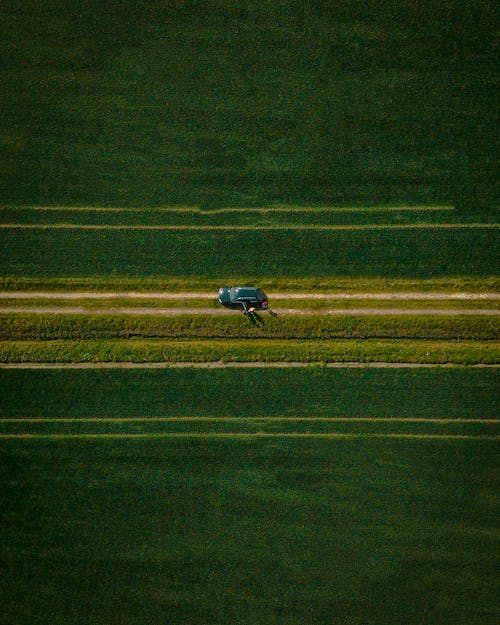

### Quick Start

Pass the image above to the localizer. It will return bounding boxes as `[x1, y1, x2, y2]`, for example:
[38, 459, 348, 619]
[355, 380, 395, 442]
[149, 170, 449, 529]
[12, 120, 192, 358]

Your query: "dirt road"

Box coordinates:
[1, 291, 499, 300]
[1, 306, 498, 315]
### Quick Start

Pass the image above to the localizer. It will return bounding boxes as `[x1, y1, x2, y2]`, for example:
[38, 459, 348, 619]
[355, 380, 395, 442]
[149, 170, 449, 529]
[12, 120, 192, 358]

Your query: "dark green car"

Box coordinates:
[217, 286, 269, 314]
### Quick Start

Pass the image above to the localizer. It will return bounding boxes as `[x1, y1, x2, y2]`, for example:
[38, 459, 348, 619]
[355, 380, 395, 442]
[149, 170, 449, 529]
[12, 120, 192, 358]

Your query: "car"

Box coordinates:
[217, 286, 272, 315]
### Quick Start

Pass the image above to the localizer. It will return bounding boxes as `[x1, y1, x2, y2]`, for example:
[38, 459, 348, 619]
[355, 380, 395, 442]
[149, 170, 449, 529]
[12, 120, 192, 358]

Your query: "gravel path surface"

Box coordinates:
[1, 306, 498, 315]
[1, 291, 498, 299]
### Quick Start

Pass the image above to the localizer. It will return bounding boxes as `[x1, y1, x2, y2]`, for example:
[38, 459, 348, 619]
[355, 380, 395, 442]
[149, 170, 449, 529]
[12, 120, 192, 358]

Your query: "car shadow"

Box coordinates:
[245, 311, 265, 327]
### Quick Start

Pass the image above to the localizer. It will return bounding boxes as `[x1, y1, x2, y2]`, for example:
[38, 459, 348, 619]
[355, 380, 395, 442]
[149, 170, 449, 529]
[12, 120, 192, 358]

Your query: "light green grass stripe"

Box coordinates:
[0, 223, 497, 230]
[5, 205, 456, 213]
[0, 432, 498, 440]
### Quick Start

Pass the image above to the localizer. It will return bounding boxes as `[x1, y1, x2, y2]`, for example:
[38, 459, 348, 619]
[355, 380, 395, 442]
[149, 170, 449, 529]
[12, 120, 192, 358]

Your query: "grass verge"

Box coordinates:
[0, 338, 498, 365]
[2, 276, 499, 293]
[1, 313, 497, 341]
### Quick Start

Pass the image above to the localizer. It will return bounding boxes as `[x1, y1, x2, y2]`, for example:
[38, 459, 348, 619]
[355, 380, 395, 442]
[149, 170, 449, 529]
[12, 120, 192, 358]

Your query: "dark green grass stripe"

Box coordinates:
[0, 432, 497, 440]
[2, 367, 497, 421]
[3, 417, 497, 423]
[2, 228, 499, 278]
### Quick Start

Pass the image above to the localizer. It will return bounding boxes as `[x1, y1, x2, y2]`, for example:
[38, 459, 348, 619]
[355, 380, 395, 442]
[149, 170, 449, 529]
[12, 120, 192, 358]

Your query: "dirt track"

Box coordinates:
[1, 291, 499, 300]
[1, 306, 498, 315]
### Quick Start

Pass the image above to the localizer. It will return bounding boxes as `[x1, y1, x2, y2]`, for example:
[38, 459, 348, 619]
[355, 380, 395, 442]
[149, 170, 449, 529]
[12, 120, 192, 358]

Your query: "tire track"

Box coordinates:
[1, 306, 498, 315]
[1, 291, 498, 300]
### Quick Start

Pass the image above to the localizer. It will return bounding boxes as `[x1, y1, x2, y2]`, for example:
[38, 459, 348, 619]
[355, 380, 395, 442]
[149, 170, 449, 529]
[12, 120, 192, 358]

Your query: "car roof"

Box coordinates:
[230, 287, 259, 297]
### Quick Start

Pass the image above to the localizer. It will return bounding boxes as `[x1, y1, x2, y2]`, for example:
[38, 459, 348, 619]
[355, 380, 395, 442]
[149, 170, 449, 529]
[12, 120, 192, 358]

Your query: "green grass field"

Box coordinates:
[1, 435, 497, 625]
[2, 227, 499, 278]
[1, 2, 496, 209]
[1, 2, 498, 622]
[1, 369, 498, 624]
[1, 367, 498, 420]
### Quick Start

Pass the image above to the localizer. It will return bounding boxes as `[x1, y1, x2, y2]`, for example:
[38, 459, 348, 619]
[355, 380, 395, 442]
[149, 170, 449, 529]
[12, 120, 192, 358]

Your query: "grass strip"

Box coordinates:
[1, 228, 499, 278]
[2, 276, 499, 293]
[1, 416, 497, 437]
[1, 313, 497, 341]
[1, 366, 497, 420]
[0, 338, 497, 365]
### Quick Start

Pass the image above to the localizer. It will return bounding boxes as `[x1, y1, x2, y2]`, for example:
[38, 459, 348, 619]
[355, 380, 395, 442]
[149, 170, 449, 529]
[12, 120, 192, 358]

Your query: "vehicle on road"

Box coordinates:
[217, 286, 276, 315]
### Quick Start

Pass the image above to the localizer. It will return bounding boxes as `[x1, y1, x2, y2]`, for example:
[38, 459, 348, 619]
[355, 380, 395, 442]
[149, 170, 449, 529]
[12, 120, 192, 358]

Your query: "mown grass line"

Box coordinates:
[2, 228, 499, 278]
[0, 204, 466, 222]
[6, 205, 486, 228]
[1, 313, 497, 341]
[0, 338, 497, 365]
[1, 416, 497, 437]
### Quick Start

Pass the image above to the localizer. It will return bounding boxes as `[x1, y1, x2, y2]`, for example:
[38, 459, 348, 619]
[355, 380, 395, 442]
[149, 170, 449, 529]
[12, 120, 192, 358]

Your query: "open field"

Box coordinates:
[1, 435, 497, 625]
[1, 1, 498, 622]
[1, 2, 495, 210]
[1, 368, 498, 623]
